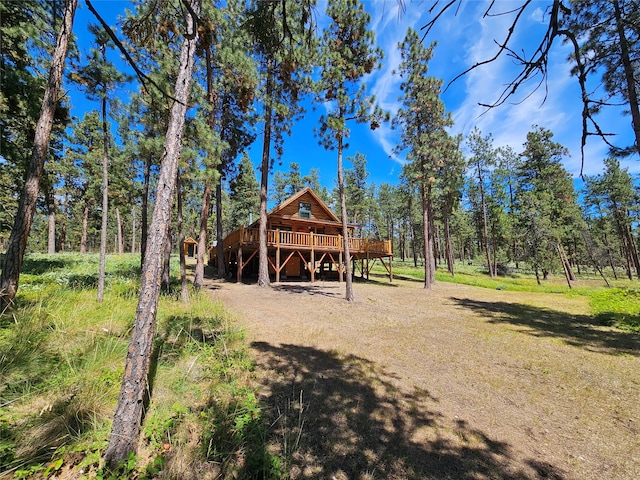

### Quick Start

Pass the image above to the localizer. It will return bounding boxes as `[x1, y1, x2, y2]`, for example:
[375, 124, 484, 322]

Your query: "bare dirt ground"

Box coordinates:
[204, 274, 640, 480]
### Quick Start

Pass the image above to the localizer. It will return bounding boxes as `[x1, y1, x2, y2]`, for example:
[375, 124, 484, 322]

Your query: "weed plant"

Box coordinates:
[0, 253, 278, 479]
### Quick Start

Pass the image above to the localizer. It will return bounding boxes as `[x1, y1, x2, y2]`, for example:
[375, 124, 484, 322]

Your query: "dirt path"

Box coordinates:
[204, 275, 640, 480]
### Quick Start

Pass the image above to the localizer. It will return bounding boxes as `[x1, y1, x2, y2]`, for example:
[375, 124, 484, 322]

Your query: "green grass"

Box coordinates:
[0, 253, 280, 479]
[590, 288, 640, 332]
[374, 260, 640, 332]
[3, 254, 638, 478]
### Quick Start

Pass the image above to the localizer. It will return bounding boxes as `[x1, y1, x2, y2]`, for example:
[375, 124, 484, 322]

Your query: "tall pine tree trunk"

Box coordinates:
[80, 200, 89, 253]
[337, 135, 354, 301]
[195, 44, 216, 288]
[411, 222, 418, 268]
[140, 154, 151, 268]
[177, 173, 189, 304]
[476, 163, 494, 278]
[48, 213, 56, 254]
[626, 226, 640, 278]
[194, 180, 210, 288]
[97, 89, 110, 303]
[131, 206, 136, 254]
[104, 1, 200, 466]
[59, 192, 68, 252]
[420, 183, 431, 289]
[216, 175, 225, 278]
[47, 189, 56, 254]
[427, 185, 436, 285]
[0, 0, 77, 307]
[613, 207, 638, 279]
[257, 67, 273, 287]
[116, 207, 124, 254]
[443, 206, 455, 275]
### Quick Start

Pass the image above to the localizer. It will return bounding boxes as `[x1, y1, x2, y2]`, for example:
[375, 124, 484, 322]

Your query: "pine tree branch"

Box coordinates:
[422, 0, 628, 171]
[85, 0, 182, 105]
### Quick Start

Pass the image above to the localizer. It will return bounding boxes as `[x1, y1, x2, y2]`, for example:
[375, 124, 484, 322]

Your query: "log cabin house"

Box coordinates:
[214, 187, 393, 283]
[183, 236, 198, 258]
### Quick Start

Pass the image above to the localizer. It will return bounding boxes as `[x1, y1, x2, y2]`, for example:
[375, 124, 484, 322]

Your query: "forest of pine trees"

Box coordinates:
[0, 0, 638, 291]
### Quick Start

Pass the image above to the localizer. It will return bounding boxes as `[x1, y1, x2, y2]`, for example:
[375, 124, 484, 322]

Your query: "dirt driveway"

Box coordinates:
[205, 275, 640, 480]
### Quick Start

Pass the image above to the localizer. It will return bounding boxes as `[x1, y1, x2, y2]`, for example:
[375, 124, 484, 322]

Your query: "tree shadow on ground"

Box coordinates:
[273, 283, 344, 298]
[250, 341, 562, 479]
[19, 256, 77, 275]
[451, 298, 640, 356]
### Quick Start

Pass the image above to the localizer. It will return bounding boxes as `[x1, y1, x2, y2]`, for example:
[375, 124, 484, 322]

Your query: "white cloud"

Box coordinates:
[363, 0, 638, 183]
[529, 7, 547, 24]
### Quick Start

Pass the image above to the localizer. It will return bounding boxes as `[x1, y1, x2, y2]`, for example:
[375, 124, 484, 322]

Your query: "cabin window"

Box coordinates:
[298, 202, 311, 219]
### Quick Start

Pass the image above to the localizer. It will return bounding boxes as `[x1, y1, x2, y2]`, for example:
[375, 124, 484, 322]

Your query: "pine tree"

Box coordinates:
[394, 28, 451, 289]
[316, 0, 386, 301]
[271, 170, 289, 205]
[246, 0, 315, 287]
[0, 0, 77, 308]
[344, 152, 369, 231]
[435, 135, 465, 275]
[583, 158, 640, 279]
[66, 112, 107, 252]
[515, 126, 582, 283]
[229, 154, 260, 231]
[494, 145, 521, 267]
[197, 0, 256, 285]
[303, 168, 330, 203]
[0, 1, 68, 247]
[466, 128, 499, 278]
[73, 24, 128, 301]
[104, 0, 201, 467]
[568, 0, 640, 158]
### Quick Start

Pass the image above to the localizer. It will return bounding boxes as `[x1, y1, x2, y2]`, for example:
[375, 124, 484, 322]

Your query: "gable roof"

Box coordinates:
[269, 186, 341, 223]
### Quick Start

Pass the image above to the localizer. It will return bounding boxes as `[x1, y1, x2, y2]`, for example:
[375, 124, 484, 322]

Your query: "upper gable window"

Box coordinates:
[298, 202, 312, 219]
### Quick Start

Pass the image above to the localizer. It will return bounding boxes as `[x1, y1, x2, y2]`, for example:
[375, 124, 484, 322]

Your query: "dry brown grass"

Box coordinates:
[204, 275, 640, 480]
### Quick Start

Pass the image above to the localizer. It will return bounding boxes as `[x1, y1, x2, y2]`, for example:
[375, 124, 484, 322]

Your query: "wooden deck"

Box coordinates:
[220, 226, 393, 283]
[223, 227, 393, 256]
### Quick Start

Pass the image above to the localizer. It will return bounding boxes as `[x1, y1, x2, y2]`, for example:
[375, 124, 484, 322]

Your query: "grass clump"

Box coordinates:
[590, 288, 640, 332]
[0, 253, 276, 479]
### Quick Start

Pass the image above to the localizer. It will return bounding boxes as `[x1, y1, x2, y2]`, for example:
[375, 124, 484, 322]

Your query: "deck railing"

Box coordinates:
[223, 227, 392, 255]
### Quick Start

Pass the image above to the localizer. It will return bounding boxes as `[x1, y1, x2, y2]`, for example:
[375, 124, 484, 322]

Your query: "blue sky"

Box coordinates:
[69, 1, 638, 194]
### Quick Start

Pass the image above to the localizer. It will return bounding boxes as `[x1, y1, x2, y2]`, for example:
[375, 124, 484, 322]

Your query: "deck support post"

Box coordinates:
[366, 240, 370, 280]
[276, 229, 280, 282]
[338, 234, 343, 282]
[225, 249, 231, 278]
[236, 246, 242, 283]
[310, 232, 315, 283]
[352, 257, 355, 281]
